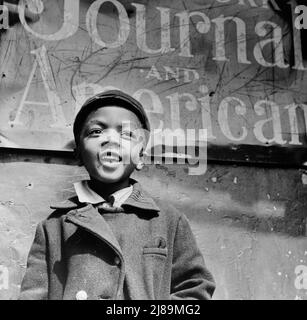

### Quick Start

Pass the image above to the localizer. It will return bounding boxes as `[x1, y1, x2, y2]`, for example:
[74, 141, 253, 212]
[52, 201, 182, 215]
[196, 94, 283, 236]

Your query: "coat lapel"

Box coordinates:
[50, 180, 160, 259]
[121, 180, 160, 213]
[64, 204, 123, 258]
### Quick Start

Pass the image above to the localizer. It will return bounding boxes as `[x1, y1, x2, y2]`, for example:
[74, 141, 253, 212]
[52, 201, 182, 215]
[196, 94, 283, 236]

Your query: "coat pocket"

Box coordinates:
[143, 247, 168, 256]
[142, 237, 168, 299]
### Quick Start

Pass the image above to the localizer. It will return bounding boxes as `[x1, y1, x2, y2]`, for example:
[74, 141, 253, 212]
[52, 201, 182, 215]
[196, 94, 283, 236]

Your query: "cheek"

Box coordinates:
[79, 144, 98, 164]
[122, 140, 142, 158]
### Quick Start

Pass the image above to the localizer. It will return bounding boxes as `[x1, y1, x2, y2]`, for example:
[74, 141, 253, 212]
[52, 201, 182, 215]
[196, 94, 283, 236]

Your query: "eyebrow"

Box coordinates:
[85, 120, 107, 127]
[120, 121, 141, 130]
[84, 120, 141, 130]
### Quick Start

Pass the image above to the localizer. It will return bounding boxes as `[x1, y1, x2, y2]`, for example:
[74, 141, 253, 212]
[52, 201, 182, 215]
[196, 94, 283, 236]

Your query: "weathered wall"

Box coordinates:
[0, 153, 306, 300]
[0, 0, 307, 301]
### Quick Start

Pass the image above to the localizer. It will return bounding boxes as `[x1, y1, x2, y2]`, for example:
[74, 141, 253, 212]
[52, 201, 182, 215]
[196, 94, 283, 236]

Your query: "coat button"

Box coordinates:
[76, 290, 88, 300]
[114, 256, 121, 266]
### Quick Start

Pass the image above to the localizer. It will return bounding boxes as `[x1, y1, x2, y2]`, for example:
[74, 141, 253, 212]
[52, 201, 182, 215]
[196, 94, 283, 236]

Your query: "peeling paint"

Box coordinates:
[25, 183, 34, 190]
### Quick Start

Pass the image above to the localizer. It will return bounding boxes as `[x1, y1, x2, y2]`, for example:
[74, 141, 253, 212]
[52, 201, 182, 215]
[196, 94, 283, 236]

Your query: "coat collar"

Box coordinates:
[52, 180, 160, 262]
[64, 204, 123, 259]
[50, 179, 160, 214]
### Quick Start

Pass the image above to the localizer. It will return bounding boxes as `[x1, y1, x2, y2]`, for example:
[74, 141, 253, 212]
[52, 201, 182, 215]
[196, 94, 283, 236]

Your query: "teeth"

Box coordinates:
[101, 156, 120, 162]
[101, 151, 121, 162]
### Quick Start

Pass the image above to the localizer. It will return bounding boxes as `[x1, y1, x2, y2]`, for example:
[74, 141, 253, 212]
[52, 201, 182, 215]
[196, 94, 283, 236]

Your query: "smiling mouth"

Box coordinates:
[100, 151, 122, 163]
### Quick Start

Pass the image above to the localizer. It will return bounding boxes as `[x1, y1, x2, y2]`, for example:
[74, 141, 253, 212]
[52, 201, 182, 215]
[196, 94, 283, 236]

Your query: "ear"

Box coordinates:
[74, 146, 83, 167]
[135, 147, 145, 171]
[136, 162, 144, 171]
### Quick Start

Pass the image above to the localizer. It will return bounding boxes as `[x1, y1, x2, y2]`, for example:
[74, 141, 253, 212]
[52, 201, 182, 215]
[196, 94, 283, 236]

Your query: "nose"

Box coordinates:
[101, 128, 121, 146]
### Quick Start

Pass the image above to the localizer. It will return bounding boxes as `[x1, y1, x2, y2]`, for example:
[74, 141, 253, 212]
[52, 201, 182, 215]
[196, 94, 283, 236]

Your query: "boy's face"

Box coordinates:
[77, 106, 146, 184]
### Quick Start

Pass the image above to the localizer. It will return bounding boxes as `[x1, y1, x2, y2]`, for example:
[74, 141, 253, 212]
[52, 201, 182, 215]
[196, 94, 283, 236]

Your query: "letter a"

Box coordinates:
[294, 5, 307, 30]
[9, 46, 66, 128]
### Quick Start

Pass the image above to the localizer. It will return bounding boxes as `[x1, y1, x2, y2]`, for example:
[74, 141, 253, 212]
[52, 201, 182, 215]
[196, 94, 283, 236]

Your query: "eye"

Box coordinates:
[121, 130, 135, 139]
[88, 128, 103, 136]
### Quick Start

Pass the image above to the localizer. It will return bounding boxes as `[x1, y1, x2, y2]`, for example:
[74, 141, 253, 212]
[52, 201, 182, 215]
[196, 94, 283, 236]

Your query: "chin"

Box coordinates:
[95, 168, 130, 184]
[99, 176, 125, 184]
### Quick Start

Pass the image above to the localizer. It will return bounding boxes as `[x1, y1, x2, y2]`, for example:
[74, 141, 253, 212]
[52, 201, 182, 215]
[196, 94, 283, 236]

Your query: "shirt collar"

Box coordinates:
[73, 180, 133, 208]
[51, 179, 160, 214]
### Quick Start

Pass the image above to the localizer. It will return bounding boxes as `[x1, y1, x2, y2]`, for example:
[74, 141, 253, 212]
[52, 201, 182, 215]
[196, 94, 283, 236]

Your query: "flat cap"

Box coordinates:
[73, 90, 150, 143]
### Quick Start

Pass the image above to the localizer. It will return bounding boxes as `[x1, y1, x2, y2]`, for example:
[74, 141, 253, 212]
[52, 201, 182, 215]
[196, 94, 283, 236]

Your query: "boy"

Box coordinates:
[20, 90, 215, 300]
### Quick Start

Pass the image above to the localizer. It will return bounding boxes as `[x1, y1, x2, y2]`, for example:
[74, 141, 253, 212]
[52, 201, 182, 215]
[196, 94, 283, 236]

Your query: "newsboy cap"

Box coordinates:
[73, 90, 150, 143]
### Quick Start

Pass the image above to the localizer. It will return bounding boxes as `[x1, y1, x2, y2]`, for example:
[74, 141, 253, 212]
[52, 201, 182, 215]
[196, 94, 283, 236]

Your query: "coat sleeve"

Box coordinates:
[170, 214, 215, 300]
[19, 222, 49, 300]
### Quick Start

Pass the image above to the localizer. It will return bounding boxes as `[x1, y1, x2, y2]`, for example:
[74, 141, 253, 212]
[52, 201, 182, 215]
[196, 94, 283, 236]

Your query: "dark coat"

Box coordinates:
[20, 181, 215, 300]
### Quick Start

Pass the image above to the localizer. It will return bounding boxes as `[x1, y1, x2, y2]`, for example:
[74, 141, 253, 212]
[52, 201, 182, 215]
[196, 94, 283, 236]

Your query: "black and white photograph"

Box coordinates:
[0, 0, 306, 302]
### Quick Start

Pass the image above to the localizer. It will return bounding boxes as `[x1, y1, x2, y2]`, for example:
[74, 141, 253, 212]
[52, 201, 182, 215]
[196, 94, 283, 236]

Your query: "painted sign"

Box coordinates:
[0, 0, 307, 166]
